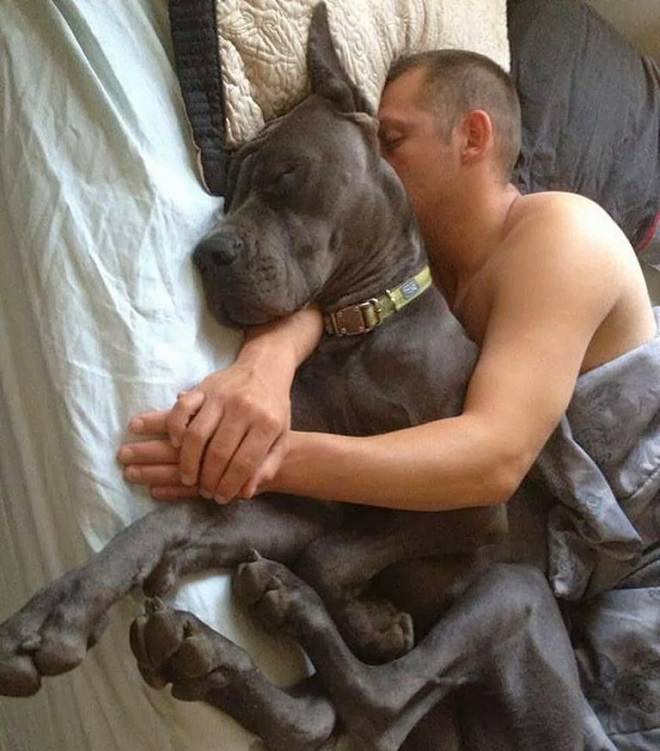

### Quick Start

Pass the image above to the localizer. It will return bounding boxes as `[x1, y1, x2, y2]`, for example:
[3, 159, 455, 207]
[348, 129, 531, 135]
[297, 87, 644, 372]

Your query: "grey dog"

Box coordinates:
[0, 5, 584, 750]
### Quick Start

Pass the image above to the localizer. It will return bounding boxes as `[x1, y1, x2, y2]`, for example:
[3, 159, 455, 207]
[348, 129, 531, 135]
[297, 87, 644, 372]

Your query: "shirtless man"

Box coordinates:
[118, 50, 656, 514]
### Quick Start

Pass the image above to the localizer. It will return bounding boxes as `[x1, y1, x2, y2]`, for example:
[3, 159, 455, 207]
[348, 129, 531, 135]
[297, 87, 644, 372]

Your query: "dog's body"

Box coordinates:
[0, 5, 585, 749]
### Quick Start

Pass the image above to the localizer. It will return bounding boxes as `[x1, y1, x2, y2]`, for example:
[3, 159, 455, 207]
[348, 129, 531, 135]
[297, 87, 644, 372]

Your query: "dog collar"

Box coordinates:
[324, 266, 432, 336]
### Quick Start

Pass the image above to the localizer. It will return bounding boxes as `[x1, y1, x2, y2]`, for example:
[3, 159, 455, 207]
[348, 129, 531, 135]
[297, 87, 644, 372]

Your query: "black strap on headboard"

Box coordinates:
[169, 0, 227, 195]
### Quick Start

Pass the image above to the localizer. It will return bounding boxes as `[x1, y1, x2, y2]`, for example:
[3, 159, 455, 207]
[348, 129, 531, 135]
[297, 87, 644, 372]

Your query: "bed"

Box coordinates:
[1, 1, 659, 749]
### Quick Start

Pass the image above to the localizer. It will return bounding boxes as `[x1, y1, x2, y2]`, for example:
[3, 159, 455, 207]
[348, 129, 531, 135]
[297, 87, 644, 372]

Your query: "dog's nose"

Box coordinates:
[194, 230, 244, 267]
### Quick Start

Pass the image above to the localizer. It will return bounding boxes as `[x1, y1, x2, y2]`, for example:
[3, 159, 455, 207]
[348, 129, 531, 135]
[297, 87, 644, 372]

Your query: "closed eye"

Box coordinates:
[255, 164, 308, 205]
[265, 165, 300, 191]
[382, 137, 404, 153]
[276, 166, 298, 181]
[378, 129, 405, 155]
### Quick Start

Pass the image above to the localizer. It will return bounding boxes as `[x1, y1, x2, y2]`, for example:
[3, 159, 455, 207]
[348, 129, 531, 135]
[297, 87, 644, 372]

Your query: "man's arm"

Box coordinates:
[264, 201, 624, 510]
[120, 306, 323, 500]
[122, 198, 639, 512]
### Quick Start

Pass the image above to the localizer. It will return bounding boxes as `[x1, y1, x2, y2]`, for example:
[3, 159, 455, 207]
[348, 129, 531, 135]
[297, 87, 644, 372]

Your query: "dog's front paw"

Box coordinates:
[340, 599, 414, 663]
[234, 553, 325, 637]
[0, 570, 111, 697]
[130, 603, 254, 701]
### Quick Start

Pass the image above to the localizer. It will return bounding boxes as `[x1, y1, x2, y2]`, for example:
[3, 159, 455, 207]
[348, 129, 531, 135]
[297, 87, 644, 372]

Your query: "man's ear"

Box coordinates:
[307, 2, 373, 115]
[459, 110, 494, 164]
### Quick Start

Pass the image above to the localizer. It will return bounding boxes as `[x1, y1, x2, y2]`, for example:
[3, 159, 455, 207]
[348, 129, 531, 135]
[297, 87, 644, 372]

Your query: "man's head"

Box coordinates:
[377, 50, 521, 225]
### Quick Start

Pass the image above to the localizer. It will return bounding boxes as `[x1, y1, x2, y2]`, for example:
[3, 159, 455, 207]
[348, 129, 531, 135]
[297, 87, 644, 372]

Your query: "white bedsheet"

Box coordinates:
[0, 2, 309, 749]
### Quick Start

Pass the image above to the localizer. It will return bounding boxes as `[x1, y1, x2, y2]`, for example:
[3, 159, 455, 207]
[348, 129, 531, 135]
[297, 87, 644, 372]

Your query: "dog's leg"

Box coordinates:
[129, 603, 337, 751]
[399, 701, 462, 751]
[0, 497, 334, 697]
[295, 528, 416, 662]
[235, 556, 584, 751]
[295, 507, 503, 662]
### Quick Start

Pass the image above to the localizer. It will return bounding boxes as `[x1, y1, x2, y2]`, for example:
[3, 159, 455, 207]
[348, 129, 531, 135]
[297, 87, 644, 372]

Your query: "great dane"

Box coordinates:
[0, 5, 584, 749]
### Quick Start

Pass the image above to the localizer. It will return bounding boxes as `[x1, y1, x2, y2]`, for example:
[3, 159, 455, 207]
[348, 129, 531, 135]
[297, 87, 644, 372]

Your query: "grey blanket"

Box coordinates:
[512, 307, 660, 749]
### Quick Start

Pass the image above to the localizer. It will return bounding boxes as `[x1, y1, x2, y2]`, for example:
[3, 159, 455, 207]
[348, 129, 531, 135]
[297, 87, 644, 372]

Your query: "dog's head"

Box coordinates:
[194, 3, 419, 328]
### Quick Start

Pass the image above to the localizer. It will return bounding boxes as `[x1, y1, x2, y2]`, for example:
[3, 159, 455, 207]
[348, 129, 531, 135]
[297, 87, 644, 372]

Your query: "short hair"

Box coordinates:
[386, 50, 521, 180]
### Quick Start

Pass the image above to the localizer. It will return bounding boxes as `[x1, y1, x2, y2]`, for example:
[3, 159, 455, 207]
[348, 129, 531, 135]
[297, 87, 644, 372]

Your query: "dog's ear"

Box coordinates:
[307, 2, 374, 115]
[343, 111, 380, 145]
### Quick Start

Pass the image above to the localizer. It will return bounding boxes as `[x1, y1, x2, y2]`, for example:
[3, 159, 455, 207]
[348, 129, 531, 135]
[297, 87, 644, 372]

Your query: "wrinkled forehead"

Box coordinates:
[232, 96, 368, 172]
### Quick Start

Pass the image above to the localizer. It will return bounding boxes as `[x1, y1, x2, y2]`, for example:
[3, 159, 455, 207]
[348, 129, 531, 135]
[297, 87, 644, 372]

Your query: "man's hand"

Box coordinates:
[170, 365, 290, 501]
[122, 365, 290, 502]
[120, 307, 323, 503]
[118, 402, 286, 502]
[117, 411, 199, 500]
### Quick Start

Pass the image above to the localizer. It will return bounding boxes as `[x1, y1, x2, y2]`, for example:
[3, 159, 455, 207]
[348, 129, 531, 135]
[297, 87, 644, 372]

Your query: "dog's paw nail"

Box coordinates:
[20, 635, 41, 652]
[145, 597, 166, 616]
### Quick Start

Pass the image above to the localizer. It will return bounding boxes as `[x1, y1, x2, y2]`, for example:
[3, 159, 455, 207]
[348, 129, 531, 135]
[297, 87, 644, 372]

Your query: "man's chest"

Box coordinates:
[450, 270, 495, 346]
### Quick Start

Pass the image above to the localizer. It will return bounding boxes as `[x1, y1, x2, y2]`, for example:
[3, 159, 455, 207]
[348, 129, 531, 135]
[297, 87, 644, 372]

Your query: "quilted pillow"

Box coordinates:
[169, 0, 509, 193]
[219, 0, 509, 145]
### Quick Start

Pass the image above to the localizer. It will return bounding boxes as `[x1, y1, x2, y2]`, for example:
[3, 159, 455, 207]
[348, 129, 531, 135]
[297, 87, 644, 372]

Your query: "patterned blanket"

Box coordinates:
[515, 307, 660, 749]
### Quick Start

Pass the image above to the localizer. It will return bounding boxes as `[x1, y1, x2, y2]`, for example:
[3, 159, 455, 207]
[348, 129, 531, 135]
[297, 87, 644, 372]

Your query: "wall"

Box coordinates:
[586, 0, 660, 59]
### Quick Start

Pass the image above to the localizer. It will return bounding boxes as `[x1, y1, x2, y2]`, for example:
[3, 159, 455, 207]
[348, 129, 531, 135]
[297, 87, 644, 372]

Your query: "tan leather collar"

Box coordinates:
[323, 266, 432, 336]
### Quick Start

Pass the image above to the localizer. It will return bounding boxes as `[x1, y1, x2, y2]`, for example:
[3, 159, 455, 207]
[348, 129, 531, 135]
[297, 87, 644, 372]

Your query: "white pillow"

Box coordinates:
[219, 0, 510, 146]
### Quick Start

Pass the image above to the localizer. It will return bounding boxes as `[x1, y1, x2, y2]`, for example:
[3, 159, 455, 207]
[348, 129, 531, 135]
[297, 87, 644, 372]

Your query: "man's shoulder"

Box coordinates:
[500, 190, 632, 276]
[458, 190, 640, 345]
[508, 191, 618, 239]
[482, 190, 636, 324]
[492, 191, 655, 373]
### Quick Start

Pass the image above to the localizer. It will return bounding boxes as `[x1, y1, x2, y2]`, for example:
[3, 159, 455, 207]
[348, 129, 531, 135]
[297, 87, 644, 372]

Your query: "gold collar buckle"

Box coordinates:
[327, 298, 382, 336]
[324, 266, 432, 337]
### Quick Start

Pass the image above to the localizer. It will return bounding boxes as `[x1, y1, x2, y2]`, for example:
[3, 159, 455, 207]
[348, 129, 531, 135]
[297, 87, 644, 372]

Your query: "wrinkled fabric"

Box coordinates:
[528, 308, 660, 746]
[509, 0, 660, 252]
[536, 308, 660, 601]
[0, 2, 307, 749]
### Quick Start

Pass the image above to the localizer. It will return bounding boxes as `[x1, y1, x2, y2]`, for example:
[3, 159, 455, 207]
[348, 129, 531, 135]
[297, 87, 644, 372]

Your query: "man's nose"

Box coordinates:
[193, 229, 244, 268]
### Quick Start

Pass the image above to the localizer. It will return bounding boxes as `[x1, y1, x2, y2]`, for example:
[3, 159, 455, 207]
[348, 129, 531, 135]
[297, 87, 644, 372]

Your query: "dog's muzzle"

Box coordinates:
[193, 229, 244, 269]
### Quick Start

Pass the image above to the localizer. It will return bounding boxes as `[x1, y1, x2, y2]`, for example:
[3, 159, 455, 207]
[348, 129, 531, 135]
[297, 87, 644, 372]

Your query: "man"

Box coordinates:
[118, 50, 655, 511]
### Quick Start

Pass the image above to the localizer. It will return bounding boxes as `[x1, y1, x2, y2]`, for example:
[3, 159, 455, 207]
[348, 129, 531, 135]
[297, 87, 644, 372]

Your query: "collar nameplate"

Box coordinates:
[324, 266, 432, 337]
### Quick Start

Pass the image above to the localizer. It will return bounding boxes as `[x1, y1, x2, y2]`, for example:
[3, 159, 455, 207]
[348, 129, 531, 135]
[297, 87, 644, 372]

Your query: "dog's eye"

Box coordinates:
[273, 167, 298, 185]
[263, 166, 301, 196]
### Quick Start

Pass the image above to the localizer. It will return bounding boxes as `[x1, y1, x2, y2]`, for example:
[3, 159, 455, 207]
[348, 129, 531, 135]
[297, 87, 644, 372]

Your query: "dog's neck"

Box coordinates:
[318, 215, 428, 313]
[322, 265, 432, 337]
